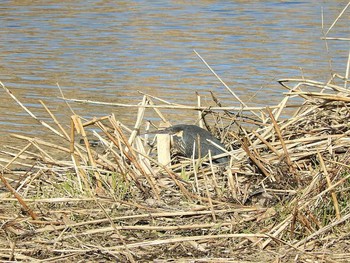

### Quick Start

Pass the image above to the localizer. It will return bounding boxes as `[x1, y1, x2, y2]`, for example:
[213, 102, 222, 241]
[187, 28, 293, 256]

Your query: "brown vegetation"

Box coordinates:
[1, 6, 350, 263]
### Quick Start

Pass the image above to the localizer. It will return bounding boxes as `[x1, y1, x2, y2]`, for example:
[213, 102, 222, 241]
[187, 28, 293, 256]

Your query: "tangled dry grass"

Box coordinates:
[1, 6, 350, 263]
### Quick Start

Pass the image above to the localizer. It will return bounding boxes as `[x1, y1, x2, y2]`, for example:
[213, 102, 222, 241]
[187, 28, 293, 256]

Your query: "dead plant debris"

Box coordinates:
[1, 7, 350, 262]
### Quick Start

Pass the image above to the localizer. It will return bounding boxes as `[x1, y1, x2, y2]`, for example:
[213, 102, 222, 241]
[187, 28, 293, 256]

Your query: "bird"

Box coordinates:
[149, 124, 228, 164]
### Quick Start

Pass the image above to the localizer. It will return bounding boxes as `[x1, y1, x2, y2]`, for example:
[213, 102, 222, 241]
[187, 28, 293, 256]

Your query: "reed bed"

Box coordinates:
[1, 8, 350, 263]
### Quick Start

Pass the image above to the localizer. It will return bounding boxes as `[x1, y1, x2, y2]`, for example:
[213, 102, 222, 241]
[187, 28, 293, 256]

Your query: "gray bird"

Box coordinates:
[150, 124, 228, 164]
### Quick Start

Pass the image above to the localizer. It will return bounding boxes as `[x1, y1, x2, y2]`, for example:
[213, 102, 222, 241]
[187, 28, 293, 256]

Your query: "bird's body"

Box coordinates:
[153, 124, 228, 164]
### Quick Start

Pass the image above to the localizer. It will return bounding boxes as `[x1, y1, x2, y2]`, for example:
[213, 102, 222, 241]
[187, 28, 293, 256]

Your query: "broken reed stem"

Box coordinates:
[204, 174, 216, 221]
[3, 143, 32, 171]
[138, 90, 184, 106]
[44, 233, 269, 254]
[345, 48, 350, 89]
[295, 212, 350, 248]
[240, 136, 275, 181]
[56, 82, 77, 115]
[145, 96, 171, 124]
[208, 155, 221, 197]
[24, 207, 262, 232]
[252, 130, 281, 157]
[71, 115, 102, 189]
[113, 122, 161, 199]
[1, 142, 39, 220]
[227, 169, 239, 203]
[0, 81, 65, 139]
[317, 151, 341, 220]
[128, 95, 147, 146]
[325, 1, 350, 35]
[61, 97, 285, 111]
[39, 100, 70, 141]
[193, 49, 260, 119]
[101, 119, 161, 199]
[96, 121, 145, 190]
[196, 91, 204, 128]
[81, 116, 111, 127]
[0, 170, 38, 220]
[60, 222, 235, 240]
[69, 117, 90, 192]
[266, 107, 299, 183]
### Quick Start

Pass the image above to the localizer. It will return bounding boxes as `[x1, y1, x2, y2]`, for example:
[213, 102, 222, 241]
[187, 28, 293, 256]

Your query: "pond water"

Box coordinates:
[0, 0, 349, 146]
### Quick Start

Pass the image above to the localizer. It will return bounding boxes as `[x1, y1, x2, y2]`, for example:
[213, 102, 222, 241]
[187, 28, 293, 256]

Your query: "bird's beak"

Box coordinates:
[142, 128, 182, 137]
[156, 129, 183, 137]
[144, 129, 170, 135]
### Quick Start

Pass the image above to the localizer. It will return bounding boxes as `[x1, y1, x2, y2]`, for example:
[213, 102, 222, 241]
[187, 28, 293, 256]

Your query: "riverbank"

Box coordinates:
[1, 7, 350, 262]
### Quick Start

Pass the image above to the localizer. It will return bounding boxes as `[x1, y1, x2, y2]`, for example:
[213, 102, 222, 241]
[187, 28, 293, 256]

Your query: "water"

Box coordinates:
[0, 0, 349, 146]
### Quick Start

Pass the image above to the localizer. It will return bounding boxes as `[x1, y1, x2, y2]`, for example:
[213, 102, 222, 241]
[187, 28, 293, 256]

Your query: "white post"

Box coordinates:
[157, 123, 171, 166]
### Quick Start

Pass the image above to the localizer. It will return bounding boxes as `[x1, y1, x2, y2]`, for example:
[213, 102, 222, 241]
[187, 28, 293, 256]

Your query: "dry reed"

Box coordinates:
[1, 6, 350, 262]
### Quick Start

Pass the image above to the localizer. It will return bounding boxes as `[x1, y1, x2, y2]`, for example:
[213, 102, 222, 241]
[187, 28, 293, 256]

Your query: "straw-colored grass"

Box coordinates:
[1, 5, 350, 262]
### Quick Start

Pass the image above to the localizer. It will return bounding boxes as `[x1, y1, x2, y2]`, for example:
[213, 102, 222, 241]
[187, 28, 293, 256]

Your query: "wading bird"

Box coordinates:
[150, 124, 228, 164]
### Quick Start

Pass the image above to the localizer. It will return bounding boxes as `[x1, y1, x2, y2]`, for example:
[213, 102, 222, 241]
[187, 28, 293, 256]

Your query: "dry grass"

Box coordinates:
[1, 6, 350, 263]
